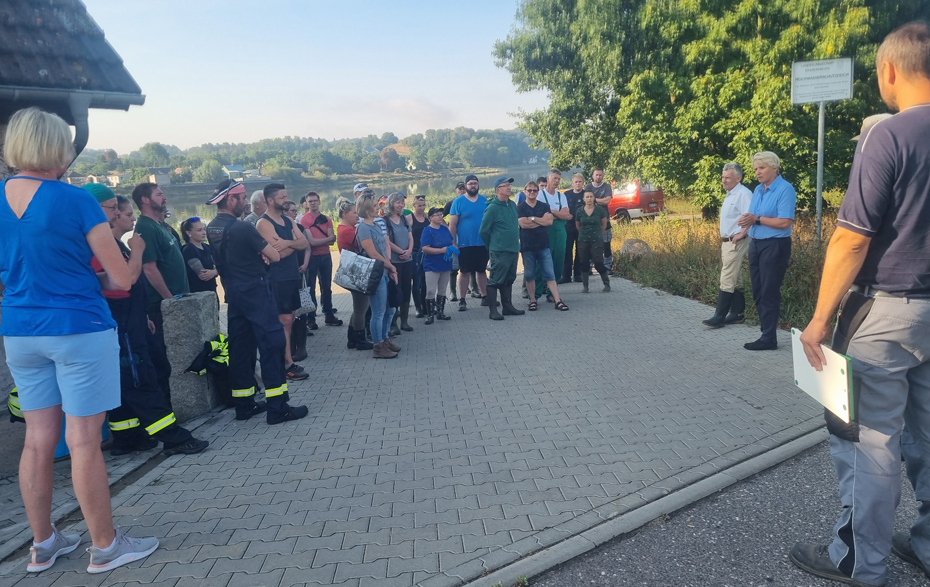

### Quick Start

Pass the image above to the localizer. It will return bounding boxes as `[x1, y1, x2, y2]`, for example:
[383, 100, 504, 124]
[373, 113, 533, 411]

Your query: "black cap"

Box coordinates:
[427, 207, 444, 217]
[455, 181, 466, 189]
[464, 174, 478, 183]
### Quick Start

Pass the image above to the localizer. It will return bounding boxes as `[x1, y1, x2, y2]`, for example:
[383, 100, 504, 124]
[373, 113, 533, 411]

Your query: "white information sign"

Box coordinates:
[791, 58, 854, 104]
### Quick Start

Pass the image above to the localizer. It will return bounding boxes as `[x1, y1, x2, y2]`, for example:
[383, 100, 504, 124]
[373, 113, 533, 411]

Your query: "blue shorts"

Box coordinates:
[4, 329, 121, 416]
[522, 248, 556, 282]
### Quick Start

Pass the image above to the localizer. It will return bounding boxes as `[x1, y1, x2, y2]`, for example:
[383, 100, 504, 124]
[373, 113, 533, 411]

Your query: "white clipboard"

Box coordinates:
[791, 327, 853, 423]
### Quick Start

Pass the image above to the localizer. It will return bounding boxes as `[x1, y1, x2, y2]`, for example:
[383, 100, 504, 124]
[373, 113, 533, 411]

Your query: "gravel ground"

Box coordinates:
[532, 440, 928, 587]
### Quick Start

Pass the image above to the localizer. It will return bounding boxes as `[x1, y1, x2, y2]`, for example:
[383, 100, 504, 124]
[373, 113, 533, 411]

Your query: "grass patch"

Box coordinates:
[611, 211, 835, 331]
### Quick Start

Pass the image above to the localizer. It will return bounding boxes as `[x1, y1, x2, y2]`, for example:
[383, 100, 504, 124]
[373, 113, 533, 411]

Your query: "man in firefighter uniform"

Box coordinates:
[84, 183, 209, 456]
[206, 179, 309, 425]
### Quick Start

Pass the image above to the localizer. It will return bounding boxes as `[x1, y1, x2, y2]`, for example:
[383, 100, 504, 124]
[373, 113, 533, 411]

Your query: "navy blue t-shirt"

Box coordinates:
[517, 200, 551, 252]
[839, 106, 930, 297]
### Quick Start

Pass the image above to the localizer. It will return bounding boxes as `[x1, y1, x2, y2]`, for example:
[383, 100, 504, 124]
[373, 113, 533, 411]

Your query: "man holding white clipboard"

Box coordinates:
[792, 22, 930, 587]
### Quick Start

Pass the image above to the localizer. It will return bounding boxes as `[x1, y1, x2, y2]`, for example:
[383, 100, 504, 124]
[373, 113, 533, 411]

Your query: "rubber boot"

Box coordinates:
[582, 273, 590, 293]
[353, 328, 373, 351]
[400, 304, 413, 331]
[436, 296, 451, 321]
[291, 317, 308, 362]
[500, 284, 525, 316]
[389, 314, 401, 337]
[424, 299, 435, 325]
[702, 290, 733, 328]
[725, 289, 746, 324]
[600, 272, 611, 292]
[346, 325, 356, 349]
[487, 286, 504, 320]
[449, 271, 458, 301]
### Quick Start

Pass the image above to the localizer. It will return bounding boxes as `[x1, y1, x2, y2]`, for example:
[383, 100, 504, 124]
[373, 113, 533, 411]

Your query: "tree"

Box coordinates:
[193, 159, 225, 184]
[356, 151, 382, 174]
[138, 142, 170, 167]
[495, 0, 930, 208]
[379, 147, 400, 172]
[380, 132, 399, 146]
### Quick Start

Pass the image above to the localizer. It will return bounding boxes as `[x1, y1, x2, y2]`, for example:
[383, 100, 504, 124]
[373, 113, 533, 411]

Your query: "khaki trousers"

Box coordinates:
[719, 237, 750, 292]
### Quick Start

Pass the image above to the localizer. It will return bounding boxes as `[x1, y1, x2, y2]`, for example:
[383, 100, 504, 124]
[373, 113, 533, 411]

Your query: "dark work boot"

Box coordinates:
[725, 289, 746, 324]
[424, 299, 435, 325]
[436, 296, 451, 321]
[291, 318, 308, 362]
[353, 328, 373, 351]
[581, 273, 590, 293]
[449, 271, 458, 301]
[500, 284, 525, 316]
[487, 286, 504, 320]
[702, 290, 733, 328]
[346, 325, 356, 349]
[600, 272, 611, 293]
[400, 305, 413, 332]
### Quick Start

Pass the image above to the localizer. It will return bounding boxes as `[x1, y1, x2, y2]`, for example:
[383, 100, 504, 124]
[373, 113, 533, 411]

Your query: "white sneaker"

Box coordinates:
[86, 527, 158, 574]
[26, 525, 80, 573]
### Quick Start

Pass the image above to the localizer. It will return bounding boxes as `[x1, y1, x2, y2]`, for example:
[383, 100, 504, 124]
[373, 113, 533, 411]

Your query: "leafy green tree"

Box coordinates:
[495, 0, 930, 208]
[193, 159, 225, 184]
[128, 167, 151, 184]
[379, 147, 400, 171]
[138, 142, 171, 167]
[356, 151, 382, 174]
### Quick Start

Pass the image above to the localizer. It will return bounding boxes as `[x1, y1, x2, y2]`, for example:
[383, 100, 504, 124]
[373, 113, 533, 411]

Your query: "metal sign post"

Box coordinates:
[791, 57, 854, 240]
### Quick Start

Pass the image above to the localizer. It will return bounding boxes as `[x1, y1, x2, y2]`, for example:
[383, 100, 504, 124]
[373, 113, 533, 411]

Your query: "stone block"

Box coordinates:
[162, 292, 220, 422]
[620, 238, 654, 258]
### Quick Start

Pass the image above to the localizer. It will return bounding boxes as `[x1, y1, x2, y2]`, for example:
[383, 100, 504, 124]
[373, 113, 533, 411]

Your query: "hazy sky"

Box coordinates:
[80, 0, 549, 153]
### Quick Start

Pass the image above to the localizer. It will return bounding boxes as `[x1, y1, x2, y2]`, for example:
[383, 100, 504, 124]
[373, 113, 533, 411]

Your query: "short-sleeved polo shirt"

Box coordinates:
[747, 175, 796, 239]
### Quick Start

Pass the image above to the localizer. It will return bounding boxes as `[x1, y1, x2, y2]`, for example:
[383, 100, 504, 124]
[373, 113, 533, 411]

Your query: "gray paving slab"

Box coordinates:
[0, 276, 822, 586]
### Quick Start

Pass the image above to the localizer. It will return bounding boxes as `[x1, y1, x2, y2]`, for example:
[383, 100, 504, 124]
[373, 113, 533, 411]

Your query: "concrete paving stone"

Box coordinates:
[4, 572, 60, 587]
[214, 515, 262, 533]
[260, 551, 314, 572]
[527, 511, 576, 531]
[192, 541, 250, 563]
[224, 568, 284, 587]
[138, 544, 202, 566]
[276, 521, 325, 541]
[358, 573, 414, 587]
[174, 575, 230, 587]
[310, 484, 355, 500]
[197, 504, 250, 523]
[362, 540, 414, 564]
[462, 529, 515, 554]
[243, 502, 290, 517]
[333, 558, 388, 582]
[371, 489, 412, 507]
[341, 528, 391, 549]
[414, 509, 458, 527]
[258, 511, 308, 530]
[413, 536, 464, 558]
[157, 509, 203, 525]
[311, 544, 365, 568]
[165, 519, 220, 538]
[279, 564, 337, 585]
[105, 580, 180, 587]
[113, 512, 164, 528]
[230, 493, 274, 508]
[154, 559, 215, 582]
[228, 526, 279, 545]
[457, 505, 505, 524]
[453, 481, 501, 499]
[292, 533, 345, 554]
[438, 548, 488, 573]
[322, 516, 369, 537]
[329, 495, 373, 512]
[547, 496, 598, 516]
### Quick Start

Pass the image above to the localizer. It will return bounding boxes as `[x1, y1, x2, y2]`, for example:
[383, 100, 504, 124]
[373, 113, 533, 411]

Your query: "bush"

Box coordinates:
[611, 211, 836, 331]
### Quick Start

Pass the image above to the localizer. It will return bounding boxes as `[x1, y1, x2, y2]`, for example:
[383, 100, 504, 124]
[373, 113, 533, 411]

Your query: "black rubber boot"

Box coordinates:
[425, 299, 435, 325]
[581, 273, 590, 293]
[400, 305, 413, 331]
[291, 317, 308, 362]
[725, 289, 745, 324]
[487, 286, 504, 320]
[500, 284, 525, 316]
[702, 290, 733, 328]
[346, 325, 356, 349]
[449, 271, 458, 301]
[353, 328, 373, 351]
[436, 296, 451, 321]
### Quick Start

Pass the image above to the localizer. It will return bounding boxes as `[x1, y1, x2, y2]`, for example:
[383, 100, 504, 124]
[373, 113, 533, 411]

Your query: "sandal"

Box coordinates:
[528, 301, 538, 311]
[554, 300, 570, 311]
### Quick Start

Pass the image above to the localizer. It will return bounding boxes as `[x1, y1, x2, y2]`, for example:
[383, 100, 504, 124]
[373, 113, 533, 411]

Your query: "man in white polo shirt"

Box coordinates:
[702, 162, 752, 327]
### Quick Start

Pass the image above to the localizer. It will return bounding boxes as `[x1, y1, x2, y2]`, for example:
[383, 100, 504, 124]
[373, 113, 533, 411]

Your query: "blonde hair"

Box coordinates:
[356, 191, 377, 219]
[4, 107, 74, 171]
[751, 151, 781, 170]
[336, 196, 356, 219]
[572, 172, 585, 181]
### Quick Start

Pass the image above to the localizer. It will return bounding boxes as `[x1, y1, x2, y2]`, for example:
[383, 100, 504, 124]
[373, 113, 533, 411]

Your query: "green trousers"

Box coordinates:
[536, 219, 567, 298]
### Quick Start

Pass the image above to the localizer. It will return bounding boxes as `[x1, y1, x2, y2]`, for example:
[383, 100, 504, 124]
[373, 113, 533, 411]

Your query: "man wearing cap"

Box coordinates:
[85, 184, 209, 456]
[206, 179, 309, 425]
[479, 177, 525, 320]
[449, 174, 490, 310]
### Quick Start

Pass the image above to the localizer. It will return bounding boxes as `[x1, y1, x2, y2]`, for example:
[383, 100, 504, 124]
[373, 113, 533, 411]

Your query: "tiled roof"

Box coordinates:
[0, 0, 141, 95]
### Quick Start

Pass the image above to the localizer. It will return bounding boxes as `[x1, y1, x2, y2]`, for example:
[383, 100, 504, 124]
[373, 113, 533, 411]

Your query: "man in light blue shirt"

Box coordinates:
[736, 151, 796, 350]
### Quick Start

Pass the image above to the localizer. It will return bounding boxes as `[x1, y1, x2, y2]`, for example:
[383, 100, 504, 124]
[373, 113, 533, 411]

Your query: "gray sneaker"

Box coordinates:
[26, 525, 80, 572]
[86, 527, 158, 574]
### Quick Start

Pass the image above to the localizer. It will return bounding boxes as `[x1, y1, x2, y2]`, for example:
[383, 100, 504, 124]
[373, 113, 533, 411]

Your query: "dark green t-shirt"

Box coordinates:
[135, 214, 190, 307]
[576, 205, 607, 242]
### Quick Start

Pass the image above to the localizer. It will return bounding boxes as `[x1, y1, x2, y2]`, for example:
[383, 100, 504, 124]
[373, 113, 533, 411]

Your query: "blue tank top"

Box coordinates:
[0, 177, 116, 336]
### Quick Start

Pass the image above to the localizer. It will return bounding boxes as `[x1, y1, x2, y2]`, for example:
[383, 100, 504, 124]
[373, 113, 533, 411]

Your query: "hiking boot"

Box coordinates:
[372, 341, 398, 359]
[325, 314, 343, 326]
[267, 405, 309, 425]
[110, 436, 158, 456]
[892, 532, 930, 578]
[352, 328, 373, 350]
[162, 437, 209, 456]
[788, 543, 879, 587]
[384, 337, 401, 352]
[86, 527, 158, 574]
[236, 401, 267, 421]
[27, 525, 80, 573]
[307, 319, 319, 331]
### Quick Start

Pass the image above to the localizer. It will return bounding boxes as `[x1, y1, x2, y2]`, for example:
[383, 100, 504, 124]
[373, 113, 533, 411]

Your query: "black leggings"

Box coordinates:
[577, 240, 608, 274]
[395, 261, 413, 309]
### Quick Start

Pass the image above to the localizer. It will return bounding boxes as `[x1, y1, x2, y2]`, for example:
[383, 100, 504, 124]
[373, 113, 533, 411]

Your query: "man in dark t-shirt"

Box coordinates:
[516, 181, 565, 310]
[793, 21, 930, 587]
[206, 179, 309, 426]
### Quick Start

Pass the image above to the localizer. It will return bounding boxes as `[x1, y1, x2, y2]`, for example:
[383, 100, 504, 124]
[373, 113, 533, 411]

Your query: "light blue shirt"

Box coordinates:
[449, 194, 488, 247]
[748, 175, 796, 239]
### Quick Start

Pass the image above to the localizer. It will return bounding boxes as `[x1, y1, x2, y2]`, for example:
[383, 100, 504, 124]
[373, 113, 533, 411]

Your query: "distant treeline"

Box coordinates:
[73, 128, 548, 185]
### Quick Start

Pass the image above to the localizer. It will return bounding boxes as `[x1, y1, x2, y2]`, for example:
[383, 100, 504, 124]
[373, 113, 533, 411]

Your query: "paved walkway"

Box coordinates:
[0, 276, 823, 587]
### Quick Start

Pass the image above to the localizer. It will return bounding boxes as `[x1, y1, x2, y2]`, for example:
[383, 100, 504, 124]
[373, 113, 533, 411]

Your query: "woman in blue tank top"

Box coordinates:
[0, 108, 158, 573]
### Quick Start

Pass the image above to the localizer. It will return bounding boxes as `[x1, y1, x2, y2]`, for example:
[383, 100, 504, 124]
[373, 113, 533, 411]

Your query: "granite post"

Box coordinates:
[162, 292, 220, 422]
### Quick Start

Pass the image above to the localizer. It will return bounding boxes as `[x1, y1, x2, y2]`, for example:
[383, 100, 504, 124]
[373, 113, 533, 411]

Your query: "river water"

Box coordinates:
[164, 166, 551, 226]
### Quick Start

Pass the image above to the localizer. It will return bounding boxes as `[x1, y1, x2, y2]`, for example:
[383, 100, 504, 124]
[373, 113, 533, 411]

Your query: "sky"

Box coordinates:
[80, 0, 550, 154]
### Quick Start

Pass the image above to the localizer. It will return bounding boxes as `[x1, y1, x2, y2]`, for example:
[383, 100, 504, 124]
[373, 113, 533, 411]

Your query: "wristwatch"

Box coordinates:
[531, 216, 536, 221]
[755, 217, 761, 226]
